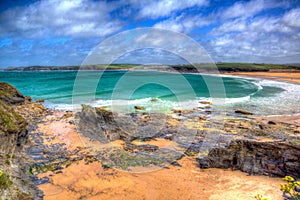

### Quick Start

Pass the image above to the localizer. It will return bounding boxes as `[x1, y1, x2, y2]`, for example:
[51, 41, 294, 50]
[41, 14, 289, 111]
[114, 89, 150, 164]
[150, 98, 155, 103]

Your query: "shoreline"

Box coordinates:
[222, 71, 300, 85]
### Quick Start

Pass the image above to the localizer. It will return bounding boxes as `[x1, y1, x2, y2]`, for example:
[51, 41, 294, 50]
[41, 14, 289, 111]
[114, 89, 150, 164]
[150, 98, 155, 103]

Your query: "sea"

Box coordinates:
[1, 70, 299, 115]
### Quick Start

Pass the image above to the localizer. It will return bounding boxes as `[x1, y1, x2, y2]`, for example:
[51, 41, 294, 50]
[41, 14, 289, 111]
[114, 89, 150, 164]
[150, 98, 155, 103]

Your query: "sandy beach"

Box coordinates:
[34, 109, 291, 200]
[224, 71, 300, 84]
[37, 110, 284, 200]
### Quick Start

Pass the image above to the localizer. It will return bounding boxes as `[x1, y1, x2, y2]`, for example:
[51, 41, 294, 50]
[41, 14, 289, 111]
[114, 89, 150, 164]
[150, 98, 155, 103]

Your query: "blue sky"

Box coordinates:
[0, 0, 299, 68]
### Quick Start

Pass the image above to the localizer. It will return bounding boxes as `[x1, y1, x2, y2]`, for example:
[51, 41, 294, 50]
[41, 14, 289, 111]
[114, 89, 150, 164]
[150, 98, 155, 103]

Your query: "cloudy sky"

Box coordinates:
[0, 0, 299, 67]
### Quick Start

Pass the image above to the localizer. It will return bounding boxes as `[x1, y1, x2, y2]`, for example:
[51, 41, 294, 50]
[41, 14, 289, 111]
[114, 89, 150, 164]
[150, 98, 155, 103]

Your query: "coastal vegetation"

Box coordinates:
[0, 170, 13, 190]
[280, 176, 300, 200]
[3, 62, 300, 72]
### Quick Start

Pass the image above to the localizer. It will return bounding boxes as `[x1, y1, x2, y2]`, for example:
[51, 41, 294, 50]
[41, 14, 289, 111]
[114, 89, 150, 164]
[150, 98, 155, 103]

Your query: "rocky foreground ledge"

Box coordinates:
[0, 82, 300, 199]
[75, 104, 300, 178]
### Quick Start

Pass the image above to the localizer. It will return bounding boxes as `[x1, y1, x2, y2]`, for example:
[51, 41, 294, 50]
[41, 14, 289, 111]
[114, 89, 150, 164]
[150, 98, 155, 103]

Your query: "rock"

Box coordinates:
[197, 140, 300, 179]
[0, 100, 27, 135]
[34, 177, 50, 185]
[199, 100, 212, 105]
[172, 109, 193, 114]
[0, 82, 25, 105]
[199, 115, 207, 120]
[268, 121, 276, 125]
[172, 109, 182, 113]
[170, 161, 182, 167]
[134, 105, 145, 110]
[25, 96, 32, 102]
[151, 98, 159, 102]
[0, 83, 41, 199]
[35, 99, 45, 103]
[136, 144, 159, 152]
[235, 110, 253, 115]
[76, 105, 123, 143]
[205, 110, 212, 114]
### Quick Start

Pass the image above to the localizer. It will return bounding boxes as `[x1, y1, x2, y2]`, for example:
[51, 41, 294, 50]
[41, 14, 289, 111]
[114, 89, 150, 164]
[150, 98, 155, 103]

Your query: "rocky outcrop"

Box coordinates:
[197, 139, 300, 179]
[76, 105, 124, 143]
[76, 105, 167, 143]
[0, 82, 25, 105]
[0, 83, 27, 152]
[0, 82, 43, 199]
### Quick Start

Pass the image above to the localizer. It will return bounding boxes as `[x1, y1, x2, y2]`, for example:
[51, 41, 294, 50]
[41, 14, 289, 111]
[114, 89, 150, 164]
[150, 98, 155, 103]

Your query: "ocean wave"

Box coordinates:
[45, 95, 254, 111]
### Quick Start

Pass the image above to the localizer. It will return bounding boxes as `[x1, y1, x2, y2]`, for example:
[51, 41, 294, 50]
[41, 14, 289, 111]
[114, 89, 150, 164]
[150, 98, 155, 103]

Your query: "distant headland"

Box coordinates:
[2, 63, 300, 72]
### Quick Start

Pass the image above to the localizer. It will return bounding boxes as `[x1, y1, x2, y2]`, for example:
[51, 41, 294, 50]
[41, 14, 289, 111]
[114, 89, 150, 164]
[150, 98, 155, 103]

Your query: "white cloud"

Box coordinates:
[221, 0, 265, 19]
[138, 0, 208, 19]
[211, 18, 246, 35]
[283, 8, 300, 28]
[212, 16, 294, 36]
[0, 0, 123, 38]
[154, 14, 213, 32]
[207, 11, 300, 63]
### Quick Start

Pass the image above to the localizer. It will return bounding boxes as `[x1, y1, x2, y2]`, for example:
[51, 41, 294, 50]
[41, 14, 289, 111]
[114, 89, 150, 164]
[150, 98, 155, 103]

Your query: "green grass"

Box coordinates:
[0, 101, 27, 133]
[0, 170, 13, 190]
[174, 62, 300, 72]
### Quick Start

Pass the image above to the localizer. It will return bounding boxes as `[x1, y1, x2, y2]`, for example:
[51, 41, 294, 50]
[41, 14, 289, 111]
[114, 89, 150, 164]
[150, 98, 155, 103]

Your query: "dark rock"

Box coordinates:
[76, 105, 123, 143]
[268, 121, 276, 125]
[136, 144, 159, 152]
[27, 147, 44, 154]
[170, 161, 182, 167]
[76, 105, 167, 143]
[197, 140, 300, 179]
[0, 83, 41, 199]
[0, 82, 25, 105]
[34, 177, 50, 185]
[25, 96, 32, 102]
[235, 110, 253, 115]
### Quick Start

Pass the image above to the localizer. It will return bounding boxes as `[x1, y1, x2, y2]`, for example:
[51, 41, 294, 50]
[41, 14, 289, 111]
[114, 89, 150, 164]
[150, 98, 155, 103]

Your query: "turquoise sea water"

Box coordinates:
[0, 71, 299, 115]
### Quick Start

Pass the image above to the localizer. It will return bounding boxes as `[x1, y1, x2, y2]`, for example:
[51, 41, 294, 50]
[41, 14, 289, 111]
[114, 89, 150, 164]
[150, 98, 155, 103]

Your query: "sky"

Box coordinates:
[0, 0, 299, 68]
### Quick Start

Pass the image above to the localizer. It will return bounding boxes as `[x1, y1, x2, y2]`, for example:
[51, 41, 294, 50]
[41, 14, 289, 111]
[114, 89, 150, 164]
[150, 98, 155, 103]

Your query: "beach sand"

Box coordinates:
[223, 71, 300, 84]
[39, 157, 283, 200]
[37, 110, 285, 200]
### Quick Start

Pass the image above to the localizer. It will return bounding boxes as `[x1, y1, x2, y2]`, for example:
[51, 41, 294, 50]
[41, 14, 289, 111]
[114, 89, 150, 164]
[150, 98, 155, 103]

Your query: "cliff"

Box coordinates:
[0, 82, 45, 199]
